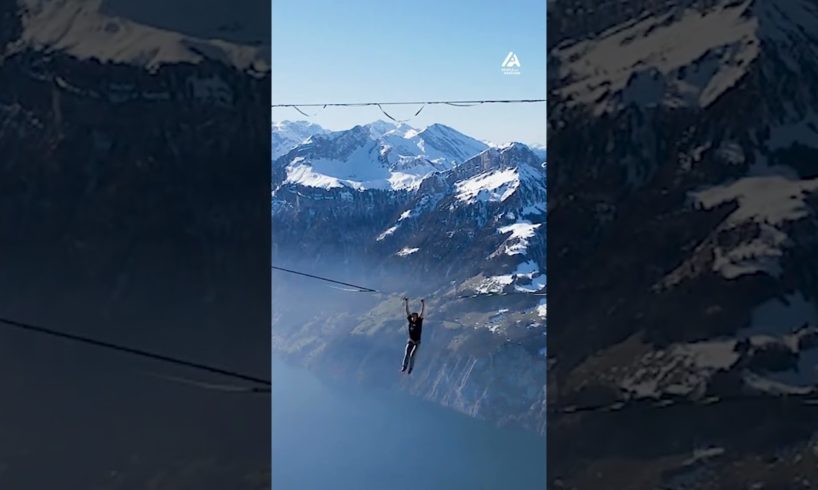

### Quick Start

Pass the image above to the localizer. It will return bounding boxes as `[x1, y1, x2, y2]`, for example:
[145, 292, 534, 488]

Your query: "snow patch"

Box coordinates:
[536, 299, 547, 319]
[691, 172, 818, 279]
[554, 0, 758, 114]
[496, 221, 541, 256]
[693, 173, 818, 225]
[377, 225, 399, 241]
[684, 447, 726, 466]
[621, 340, 740, 398]
[387, 171, 428, 191]
[285, 162, 344, 189]
[376, 208, 417, 241]
[396, 247, 419, 257]
[475, 275, 515, 294]
[455, 169, 520, 204]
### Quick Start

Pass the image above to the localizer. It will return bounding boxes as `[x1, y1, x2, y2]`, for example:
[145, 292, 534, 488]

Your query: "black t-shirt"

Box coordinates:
[407, 316, 423, 342]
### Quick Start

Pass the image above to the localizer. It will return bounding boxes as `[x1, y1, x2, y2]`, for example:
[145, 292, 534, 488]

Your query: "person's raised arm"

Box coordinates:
[403, 297, 410, 316]
[420, 299, 425, 319]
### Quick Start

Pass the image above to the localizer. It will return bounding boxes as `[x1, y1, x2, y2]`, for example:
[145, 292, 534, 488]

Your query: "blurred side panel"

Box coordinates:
[549, 0, 818, 488]
[0, 0, 271, 488]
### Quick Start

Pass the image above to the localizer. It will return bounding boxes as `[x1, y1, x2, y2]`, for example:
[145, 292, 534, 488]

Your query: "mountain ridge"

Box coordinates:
[272, 120, 547, 435]
[10, 0, 269, 71]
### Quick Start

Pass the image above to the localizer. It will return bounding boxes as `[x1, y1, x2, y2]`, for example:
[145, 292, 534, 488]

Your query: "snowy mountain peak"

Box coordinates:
[271, 120, 547, 438]
[417, 122, 476, 141]
[451, 143, 546, 206]
[273, 121, 493, 191]
[553, 0, 761, 115]
[473, 142, 544, 172]
[555, 0, 818, 117]
[412, 123, 489, 163]
[498, 141, 533, 153]
[419, 122, 456, 135]
[363, 120, 415, 138]
[271, 121, 327, 160]
[272, 120, 323, 132]
[272, 122, 546, 296]
[17, 0, 269, 72]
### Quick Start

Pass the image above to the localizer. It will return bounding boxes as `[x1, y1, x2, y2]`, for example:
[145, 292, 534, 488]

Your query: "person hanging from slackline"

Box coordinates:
[400, 297, 425, 375]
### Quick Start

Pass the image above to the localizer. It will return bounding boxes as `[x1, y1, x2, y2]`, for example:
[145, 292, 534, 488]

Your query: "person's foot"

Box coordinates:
[407, 368, 413, 375]
[401, 366, 407, 373]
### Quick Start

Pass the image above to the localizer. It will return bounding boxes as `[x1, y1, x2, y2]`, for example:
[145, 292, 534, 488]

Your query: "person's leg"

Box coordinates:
[401, 341, 412, 372]
[407, 342, 419, 374]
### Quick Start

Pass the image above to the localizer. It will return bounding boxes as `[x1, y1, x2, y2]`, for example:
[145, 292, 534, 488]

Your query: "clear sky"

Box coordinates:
[271, 0, 546, 146]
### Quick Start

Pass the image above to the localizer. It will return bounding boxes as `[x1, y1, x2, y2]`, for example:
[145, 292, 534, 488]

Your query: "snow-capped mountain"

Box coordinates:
[271, 120, 327, 159]
[272, 121, 547, 434]
[374, 142, 546, 291]
[274, 121, 489, 191]
[549, 0, 818, 487]
[272, 124, 544, 293]
[15, 0, 269, 72]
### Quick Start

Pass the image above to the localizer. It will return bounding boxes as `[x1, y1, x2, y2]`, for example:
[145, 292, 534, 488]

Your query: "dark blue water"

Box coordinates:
[272, 358, 546, 490]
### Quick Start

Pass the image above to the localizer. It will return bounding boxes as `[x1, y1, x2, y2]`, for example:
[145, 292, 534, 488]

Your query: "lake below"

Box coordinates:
[271, 357, 546, 490]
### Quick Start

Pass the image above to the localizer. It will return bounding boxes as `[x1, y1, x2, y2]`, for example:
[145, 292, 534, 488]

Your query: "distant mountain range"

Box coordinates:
[272, 120, 546, 297]
[272, 120, 548, 434]
[272, 119, 545, 164]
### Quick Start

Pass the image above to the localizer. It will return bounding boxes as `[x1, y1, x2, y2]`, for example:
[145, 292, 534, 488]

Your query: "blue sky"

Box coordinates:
[271, 0, 546, 146]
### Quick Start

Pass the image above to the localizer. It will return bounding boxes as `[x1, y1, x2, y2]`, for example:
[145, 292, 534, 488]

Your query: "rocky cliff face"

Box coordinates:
[271, 121, 547, 434]
[549, 0, 818, 487]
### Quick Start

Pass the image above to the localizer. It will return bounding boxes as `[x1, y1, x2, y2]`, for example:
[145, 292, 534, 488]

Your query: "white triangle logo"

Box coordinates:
[501, 52, 521, 68]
